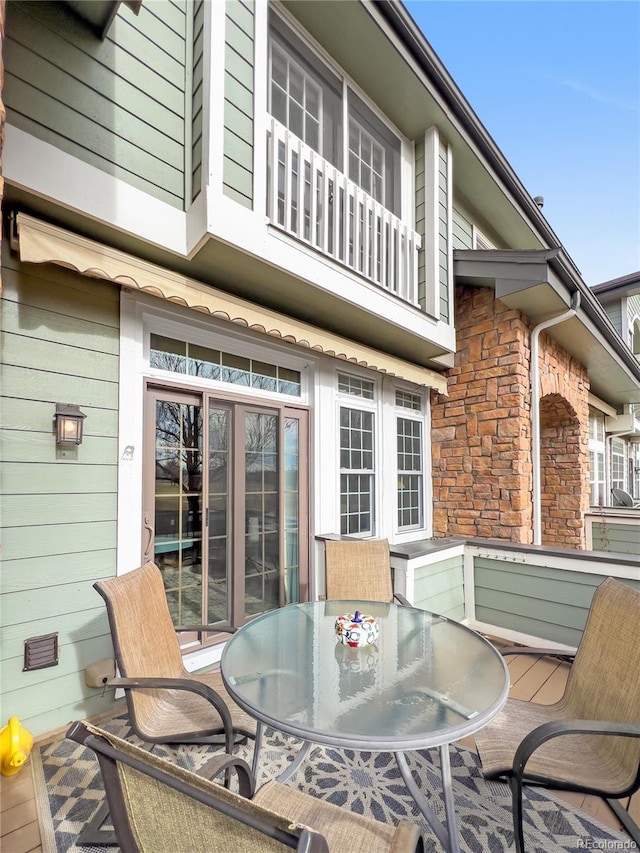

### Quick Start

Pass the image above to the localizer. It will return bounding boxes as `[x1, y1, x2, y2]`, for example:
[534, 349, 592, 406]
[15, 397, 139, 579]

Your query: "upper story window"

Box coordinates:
[271, 42, 322, 153]
[269, 11, 400, 216]
[269, 13, 343, 170]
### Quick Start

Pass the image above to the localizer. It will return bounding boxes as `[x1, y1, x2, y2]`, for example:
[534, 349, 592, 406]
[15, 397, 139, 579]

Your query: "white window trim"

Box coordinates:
[145, 315, 313, 406]
[336, 370, 379, 537]
[329, 368, 432, 542]
[116, 292, 318, 576]
[394, 398, 427, 534]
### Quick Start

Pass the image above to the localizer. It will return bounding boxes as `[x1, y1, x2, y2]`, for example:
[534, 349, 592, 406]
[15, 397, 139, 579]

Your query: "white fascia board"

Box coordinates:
[588, 392, 618, 417]
[4, 125, 196, 256]
[209, 191, 456, 354]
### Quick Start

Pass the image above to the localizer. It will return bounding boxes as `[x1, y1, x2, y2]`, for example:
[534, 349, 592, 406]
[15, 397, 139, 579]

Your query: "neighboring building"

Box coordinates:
[591, 272, 640, 501]
[2, 0, 640, 735]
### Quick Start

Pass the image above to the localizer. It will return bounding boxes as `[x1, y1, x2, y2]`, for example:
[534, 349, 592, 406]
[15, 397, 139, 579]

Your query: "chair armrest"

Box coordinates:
[512, 719, 640, 784]
[389, 819, 425, 852]
[393, 593, 411, 607]
[499, 646, 576, 662]
[106, 676, 235, 751]
[197, 753, 256, 798]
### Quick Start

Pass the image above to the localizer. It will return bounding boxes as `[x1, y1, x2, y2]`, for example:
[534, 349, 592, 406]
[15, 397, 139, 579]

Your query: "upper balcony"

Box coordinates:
[266, 117, 421, 307]
[259, 9, 424, 313]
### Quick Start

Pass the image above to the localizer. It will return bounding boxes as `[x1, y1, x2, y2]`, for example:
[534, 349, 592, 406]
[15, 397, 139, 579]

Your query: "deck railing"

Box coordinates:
[267, 117, 421, 305]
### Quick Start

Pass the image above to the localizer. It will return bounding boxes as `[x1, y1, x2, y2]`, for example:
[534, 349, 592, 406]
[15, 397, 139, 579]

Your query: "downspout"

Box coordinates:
[530, 292, 581, 545]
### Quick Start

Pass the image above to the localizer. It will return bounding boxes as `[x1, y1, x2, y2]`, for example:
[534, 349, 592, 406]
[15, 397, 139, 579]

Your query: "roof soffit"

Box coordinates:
[453, 250, 640, 406]
[280, 0, 547, 254]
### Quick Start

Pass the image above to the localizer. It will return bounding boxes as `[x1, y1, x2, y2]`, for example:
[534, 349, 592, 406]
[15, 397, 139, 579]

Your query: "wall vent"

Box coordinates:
[23, 633, 59, 671]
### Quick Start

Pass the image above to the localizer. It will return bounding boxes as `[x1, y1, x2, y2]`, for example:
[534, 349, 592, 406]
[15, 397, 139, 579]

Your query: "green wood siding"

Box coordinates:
[411, 555, 464, 620]
[473, 557, 640, 646]
[602, 301, 623, 336]
[591, 520, 640, 555]
[0, 243, 120, 735]
[5, 0, 189, 209]
[452, 207, 473, 250]
[224, 0, 254, 208]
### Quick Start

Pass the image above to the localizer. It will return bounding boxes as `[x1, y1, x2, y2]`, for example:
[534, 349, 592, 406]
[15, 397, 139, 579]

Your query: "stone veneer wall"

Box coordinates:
[432, 284, 590, 548]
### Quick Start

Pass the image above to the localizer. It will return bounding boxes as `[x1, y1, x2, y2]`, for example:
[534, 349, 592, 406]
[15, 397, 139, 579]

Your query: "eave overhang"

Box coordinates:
[453, 249, 640, 407]
[65, 0, 141, 39]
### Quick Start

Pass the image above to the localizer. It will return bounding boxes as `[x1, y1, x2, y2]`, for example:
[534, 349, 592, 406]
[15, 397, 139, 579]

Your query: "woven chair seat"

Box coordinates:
[133, 669, 257, 743]
[475, 696, 638, 794]
[254, 780, 417, 852]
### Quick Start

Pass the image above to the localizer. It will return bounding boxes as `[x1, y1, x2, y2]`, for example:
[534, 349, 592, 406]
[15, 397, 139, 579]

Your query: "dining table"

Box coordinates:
[221, 599, 509, 853]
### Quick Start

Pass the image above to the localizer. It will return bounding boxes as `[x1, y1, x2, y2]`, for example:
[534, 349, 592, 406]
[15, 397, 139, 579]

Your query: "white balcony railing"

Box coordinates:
[267, 118, 421, 305]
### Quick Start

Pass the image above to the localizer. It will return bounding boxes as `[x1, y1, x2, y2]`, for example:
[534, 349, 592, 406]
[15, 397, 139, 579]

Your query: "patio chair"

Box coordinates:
[324, 538, 410, 605]
[67, 720, 425, 852]
[611, 487, 640, 508]
[85, 561, 256, 845]
[474, 577, 640, 853]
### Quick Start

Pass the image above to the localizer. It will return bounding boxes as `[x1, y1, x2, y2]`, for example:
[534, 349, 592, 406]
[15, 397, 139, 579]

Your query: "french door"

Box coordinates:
[144, 386, 309, 643]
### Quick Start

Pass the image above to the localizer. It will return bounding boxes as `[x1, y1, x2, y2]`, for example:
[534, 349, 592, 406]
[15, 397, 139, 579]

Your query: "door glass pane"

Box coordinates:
[245, 412, 280, 617]
[208, 407, 229, 624]
[284, 418, 300, 604]
[154, 400, 203, 627]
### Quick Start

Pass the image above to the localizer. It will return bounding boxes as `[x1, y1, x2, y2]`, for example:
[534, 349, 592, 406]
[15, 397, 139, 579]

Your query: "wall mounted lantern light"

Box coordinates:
[54, 403, 87, 445]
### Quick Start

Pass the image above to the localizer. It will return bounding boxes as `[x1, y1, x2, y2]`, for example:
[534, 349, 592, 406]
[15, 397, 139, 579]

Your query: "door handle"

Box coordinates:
[143, 511, 154, 562]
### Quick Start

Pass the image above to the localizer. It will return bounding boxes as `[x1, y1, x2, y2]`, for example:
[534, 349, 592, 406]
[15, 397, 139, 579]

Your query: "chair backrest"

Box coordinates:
[611, 488, 635, 507]
[324, 539, 393, 602]
[67, 721, 329, 853]
[564, 577, 640, 782]
[94, 563, 186, 727]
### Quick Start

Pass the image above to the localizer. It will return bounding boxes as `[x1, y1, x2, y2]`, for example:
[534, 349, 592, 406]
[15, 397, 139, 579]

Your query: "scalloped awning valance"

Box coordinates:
[12, 212, 447, 392]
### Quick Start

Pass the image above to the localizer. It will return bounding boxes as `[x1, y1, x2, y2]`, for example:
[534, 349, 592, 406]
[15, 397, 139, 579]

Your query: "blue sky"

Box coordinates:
[404, 0, 640, 286]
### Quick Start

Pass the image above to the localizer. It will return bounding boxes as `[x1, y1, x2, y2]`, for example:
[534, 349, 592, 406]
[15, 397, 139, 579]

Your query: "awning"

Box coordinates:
[13, 213, 447, 392]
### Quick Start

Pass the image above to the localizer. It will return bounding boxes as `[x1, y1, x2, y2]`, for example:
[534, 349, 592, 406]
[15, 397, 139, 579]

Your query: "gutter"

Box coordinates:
[547, 252, 640, 383]
[375, 3, 640, 393]
[531, 293, 581, 546]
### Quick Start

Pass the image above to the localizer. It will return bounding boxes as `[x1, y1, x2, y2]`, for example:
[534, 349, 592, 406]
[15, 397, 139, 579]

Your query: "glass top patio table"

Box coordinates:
[221, 600, 509, 852]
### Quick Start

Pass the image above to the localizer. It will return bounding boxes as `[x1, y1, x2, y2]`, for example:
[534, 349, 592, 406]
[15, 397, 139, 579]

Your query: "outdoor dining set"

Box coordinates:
[67, 539, 640, 852]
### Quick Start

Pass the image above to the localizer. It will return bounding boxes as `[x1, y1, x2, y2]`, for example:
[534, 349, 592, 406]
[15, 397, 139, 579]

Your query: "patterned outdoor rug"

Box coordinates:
[32, 710, 632, 853]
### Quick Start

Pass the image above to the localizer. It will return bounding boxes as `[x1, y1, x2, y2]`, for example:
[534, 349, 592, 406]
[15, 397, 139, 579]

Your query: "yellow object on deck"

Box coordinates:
[0, 716, 34, 776]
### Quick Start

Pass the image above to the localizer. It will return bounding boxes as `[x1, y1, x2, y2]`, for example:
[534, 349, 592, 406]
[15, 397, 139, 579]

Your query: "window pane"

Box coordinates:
[340, 406, 375, 535]
[290, 101, 304, 140]
[272, 44, 287, 88]
[306, 81, 319, 118]
[397, 416, 423, 529]
[306, 116, 319, 152]
[290, 65, 304, 106]
[271, 83, 287, 125]
[338, 373, 374, 399]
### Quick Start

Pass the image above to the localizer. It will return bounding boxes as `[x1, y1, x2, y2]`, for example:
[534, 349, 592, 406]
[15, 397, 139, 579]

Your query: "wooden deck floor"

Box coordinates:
[2, 652, 638, 852]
